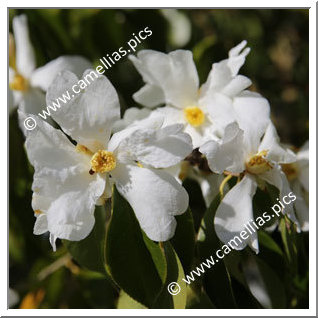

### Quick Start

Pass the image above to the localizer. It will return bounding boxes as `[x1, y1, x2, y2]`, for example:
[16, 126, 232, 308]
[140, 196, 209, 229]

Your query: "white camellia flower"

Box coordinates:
[9, 15, 91, 114]
[129, 41, 252, 147]
[23, 70, 192, 250]
[281, 141, 309, 231]
[199, 97, 298, 253]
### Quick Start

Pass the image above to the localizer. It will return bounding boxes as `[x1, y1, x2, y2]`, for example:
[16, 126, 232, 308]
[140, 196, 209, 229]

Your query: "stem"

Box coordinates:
[219, 174, 232, 198]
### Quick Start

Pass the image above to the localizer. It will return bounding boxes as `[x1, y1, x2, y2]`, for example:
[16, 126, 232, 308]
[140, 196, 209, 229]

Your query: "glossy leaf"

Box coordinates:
[170, 207, 196, 273]
[196, 194, 237, 308]
[105, 187, 166, 308]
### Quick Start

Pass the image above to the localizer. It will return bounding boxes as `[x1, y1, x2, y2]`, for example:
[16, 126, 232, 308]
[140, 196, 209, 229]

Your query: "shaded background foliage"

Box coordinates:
[9, 9, 309, 309]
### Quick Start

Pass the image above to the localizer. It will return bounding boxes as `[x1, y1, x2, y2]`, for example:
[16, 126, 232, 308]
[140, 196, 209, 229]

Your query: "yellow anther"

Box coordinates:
[90, 150, 116, 173]
[184, 106, 205, 127]
[76, 144, 93, 156]
[10, 74, 29, 91]
[136, 161, 143, 168]
[34, 209, 43, 215]
[246, 150, 272, 175]
[281, 162, 299, 181]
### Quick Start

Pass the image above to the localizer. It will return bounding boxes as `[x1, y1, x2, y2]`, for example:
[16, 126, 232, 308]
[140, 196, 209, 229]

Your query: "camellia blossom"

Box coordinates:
[23, 70, 192, 250]
[199, 97, 298, 253]
[9, 15, 91, 115]
[129, 41, 252, 147]
[281, 141, 309, 231]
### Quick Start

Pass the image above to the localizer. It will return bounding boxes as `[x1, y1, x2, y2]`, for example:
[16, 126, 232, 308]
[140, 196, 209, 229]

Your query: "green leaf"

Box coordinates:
[186, 285, 216, 309]
[170, 207, 196, 273]
[152, 242, 187, 309]
[105, 187, 166, 308]
[279, 217, 298, 273]
[63, 205, 107, 275]
[258, 230, 284, 257]
[242, 252, 286, 308]
[117, 290, 147, 309]
[182, 178, 207, 232]
[196, 194, 237, 308]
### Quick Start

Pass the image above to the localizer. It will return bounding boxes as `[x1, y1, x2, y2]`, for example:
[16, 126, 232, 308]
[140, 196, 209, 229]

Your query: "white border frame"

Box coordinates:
[2, 1, 316, 316]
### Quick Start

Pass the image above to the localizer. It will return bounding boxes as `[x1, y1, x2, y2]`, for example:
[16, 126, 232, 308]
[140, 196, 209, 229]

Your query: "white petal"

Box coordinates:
[233, 92, 270, 154]
[259, 122, 296, 164]
[214, 174, 259, 252]
[129, 50, 199, 108]
[32, 167, 105, 245]
[113, 164, 189, 241]
[221, 75, 252, 97]
[200, 60, 233, 97]
[33, 213, 48, 235]
[260, 167, 299, 229]
[108, 115, 164, 152]
[46, 69, 120, 151]
[24, 114, 87, 173]
[112, 107, 152, 133]
[132, 84, 165, 108]
[199, 122, 245, 174]
[296, 141, 309, 192]
[292, 181, 309, 231]
[200, 41, 250, 97]
[46, 190, 97, 242]
[227, 40, 251, 76]
[201, 92, 236, 132]
[116, 124, 193, 168]
[31, 55, 92, 91]
[19, 87, 46, 114]
[12, 15, 36, 78]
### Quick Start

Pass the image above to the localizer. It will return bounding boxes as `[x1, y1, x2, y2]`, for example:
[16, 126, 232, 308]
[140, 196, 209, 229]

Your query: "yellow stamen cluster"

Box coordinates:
[184, 106, 205, 127]
[90, 150, 116, 173]
[246, 150, 272, 175]
[10, 74, 29, 91]
[281, 163, 299, 181]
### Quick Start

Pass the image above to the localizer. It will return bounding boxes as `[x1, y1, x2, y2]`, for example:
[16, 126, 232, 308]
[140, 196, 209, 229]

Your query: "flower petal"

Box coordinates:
[46, 69, 120, 151]
[259, 122, 296, 164]
[112, 107, 152, 133]
[108, 115, 164, 152]
[113, 164, 189, 241]
[19, 87, 46, 114]
[221, 75, 252, 97]
[24, 114, 87, 173]
[297, 141, 309, 192]
[116, 123, 193, 168]
[292, 181, 309, 231]
[129, 50, 199, 108]
[133, 83, 165, 108]
[199, 122, 245, 174]
[232, 91, 270, 154]
[214, 174, 259, 253]
[12, 15, 36, 78]
[32, 167, 105, 249]
[33, 213, 48, 235]
[31, 55, 92, 91]
[260, 166, 300, 229]
[227, 40, 251, 76]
